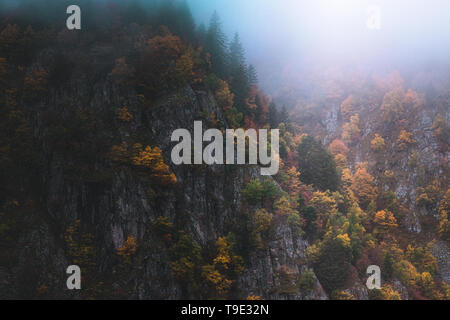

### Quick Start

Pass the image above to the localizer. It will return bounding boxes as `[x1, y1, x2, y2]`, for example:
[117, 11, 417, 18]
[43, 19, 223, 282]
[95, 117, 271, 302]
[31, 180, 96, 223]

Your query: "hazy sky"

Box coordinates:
[188, 0, 450, 83]
[3, 0, 450, 98]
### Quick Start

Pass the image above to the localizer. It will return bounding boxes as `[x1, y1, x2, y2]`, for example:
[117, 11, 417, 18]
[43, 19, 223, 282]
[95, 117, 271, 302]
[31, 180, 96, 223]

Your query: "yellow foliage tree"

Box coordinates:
[117, 106, 133, 122]
[215, 79, 234, 111]
[148, 34, 182, 58]
[397, 130, 416, 150]
[283, 167, 302, 198]
[174, 50, 195, 82]
[374, 210, 398, 230]
[438, 189, 450, 241]
[334, 153, 348, 169]
[117, 236, 137, 264]
[109, 143, 129, 164]
[342, 114, 360, 144]
[64, 220, 96, 270]
[132, 144, 177, 185]
[381, 88, 404, 123]
[379, 285, 402, 300]
[202, 235, 244, 297]
[350, 163, 377, 209]
[340, 95, 356, 120]
[371, 134, 385, 152]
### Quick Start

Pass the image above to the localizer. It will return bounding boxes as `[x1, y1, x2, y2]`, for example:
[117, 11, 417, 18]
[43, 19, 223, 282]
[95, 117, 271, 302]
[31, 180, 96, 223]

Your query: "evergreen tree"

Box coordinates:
[229, 33, 246, 69]
[297, 135, 340, 192]
[197, 23, 207, 44]
[206, 11, 228, 78]
[248, 64, 258, 86]
[279, 105, 289, 124]
[268, 101, 280, 128]
[228, 33, 250, 114]
[314, 233, 352, 294]
[177, 0, 196, 41]
[124, 0, 148, 25]
[255, 94, 264, 123]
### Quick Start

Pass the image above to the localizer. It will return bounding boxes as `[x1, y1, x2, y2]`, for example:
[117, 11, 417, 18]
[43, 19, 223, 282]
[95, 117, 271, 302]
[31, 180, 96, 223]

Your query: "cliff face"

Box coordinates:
[1, 55, 326, 299]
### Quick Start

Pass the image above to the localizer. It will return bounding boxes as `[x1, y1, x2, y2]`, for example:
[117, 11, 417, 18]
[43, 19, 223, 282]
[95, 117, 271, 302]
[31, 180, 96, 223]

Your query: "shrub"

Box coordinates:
[298, 270, 315, 293]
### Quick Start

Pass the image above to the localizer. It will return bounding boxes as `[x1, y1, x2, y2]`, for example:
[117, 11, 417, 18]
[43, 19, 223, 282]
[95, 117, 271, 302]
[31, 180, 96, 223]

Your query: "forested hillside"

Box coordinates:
[0, 0, 449, 300]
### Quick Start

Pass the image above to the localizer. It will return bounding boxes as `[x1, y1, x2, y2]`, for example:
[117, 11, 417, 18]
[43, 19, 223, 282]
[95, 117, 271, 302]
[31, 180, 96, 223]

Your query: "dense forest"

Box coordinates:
[0, 0, 449, 300]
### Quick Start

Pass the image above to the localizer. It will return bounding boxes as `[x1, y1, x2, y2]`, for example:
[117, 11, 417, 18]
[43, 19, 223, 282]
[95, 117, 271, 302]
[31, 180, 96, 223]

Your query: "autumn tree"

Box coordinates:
[174, 49, 195, 83]
[340, 95, 356, 120]
[405, 244, 438, 275]
[431, 114, 449, 150]
[117, 106, 133, 122]
[132, 144, 177, 185]
[403, 89, 424, 110]
[397, 130, 416, 150]
[117, 236, 137, 264]
[342, 114, 361, 144]
[149, 33, 183, 58]
[374, 210, 398, 236]
[371, 134, 385, 152]
[381, 89, 404, 123]
[329, 139, 349, 169]
[250, 208, 273, 248]
[214, 77, 234, 111]
[170, 231, 201, 293]
[109, 57, 135, 88]
[329, 139, 349, 157]
[350, 163, 377, 210]
[416, 180, 440, 210]
[280, 167, 303, 198]
[438, 189, 450, 241]
[202, 233, 244, 298]
[309, 191, 338, 236]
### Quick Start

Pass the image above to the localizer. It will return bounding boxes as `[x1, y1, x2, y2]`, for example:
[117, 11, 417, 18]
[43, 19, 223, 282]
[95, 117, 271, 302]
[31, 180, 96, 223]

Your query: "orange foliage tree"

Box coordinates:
[109, 58, 135, 87]
[329, 139, 349, 157]
[117, 236, 137, 264]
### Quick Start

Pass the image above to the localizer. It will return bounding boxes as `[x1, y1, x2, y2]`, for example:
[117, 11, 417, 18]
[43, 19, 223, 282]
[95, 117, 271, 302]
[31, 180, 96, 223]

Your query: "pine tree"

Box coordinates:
[248, 64, 258, 86]
[279, 106, 289, 124]
[177, 0, 196, 41]
[197, 23, 207, 44]
[255, 94, 264, 123]
[206, 11, 228, 78]
[268, 101, 280, 128]
[228, 33, 250, 114]
[297, 135, 340, 192]
[229, 33, 246, 69]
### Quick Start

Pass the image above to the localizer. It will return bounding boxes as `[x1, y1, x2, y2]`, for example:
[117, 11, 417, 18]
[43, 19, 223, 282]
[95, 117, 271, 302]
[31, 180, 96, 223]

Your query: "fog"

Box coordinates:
[2, 0, 450, 103]
[187, 0, 450, 98]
